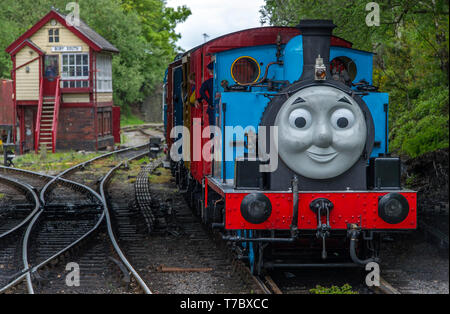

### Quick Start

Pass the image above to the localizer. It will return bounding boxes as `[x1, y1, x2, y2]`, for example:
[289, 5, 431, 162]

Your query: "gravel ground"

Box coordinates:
[122, 127, 162, 147]
[380, 231, 449, 294]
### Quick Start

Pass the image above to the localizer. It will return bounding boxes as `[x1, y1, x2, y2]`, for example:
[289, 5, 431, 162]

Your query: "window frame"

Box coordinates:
[48, 28, 60, 43]
[96, 54, 113, 92]
[60, 53, 90, 89]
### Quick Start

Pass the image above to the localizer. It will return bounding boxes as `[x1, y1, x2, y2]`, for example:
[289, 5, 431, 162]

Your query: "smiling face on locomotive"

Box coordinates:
[275, 85, 367, 180]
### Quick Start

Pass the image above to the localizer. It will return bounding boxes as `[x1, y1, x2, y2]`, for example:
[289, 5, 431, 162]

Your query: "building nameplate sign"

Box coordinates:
[51, 46, 83, 52]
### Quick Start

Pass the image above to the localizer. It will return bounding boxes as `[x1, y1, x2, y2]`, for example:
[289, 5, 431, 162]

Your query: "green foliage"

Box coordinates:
[13, 150, 102, 173]
[261, 0, 449, 158]
[310, 284, 358, 294]
[120, 113, 146, 126]
[0, 0, 190, 116]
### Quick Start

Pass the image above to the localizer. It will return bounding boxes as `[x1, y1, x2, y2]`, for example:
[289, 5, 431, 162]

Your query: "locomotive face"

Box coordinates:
[275, 86, 367, 179]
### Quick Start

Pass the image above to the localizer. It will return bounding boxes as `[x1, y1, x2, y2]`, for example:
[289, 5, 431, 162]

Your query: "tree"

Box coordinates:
[121, 0, 191, 100]
[0, 0, 191, 116]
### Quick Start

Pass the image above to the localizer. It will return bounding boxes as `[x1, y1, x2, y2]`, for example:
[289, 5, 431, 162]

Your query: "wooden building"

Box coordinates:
[5, 9, 121, 153]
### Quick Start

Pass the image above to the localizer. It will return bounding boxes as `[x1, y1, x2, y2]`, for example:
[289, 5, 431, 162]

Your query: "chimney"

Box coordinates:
[297, 19, 336, 81]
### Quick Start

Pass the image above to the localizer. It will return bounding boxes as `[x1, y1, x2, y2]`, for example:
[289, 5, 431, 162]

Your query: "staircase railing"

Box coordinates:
[51, 77, 61, 153]
[34, 79, 44, 153]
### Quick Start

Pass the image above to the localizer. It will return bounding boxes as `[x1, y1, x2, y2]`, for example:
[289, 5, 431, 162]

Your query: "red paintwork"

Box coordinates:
[51, 77, 61, 153]
[206, 176, 417, 231]
[0, 80, 14, 126]
[166, 27, 353, 184]
[12, 57, 41, 73]
[223, 190, 417, 231]
[112, 106, 121, 143]
[16, 101, 39, 106]
[97, 101, 114, 107]
[165, 61, 176, 148]
[9, 40, 44, 57]
[18, 107, 24, 153]
[43, 68, 58, 97]
[60, 102, 93, 107]
[186, 27, 352, 56]
[34, 79, 44, 152]
[60, 87, 91, 94]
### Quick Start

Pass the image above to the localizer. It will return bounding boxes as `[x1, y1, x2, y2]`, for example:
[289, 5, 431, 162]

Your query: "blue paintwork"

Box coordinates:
[363, 92, 389, 157]
[284, 35, 374, 85]
[215, 45, 284, 94]
[283, 35, 303, 83]
[248, 231, 255, 273]
[162, 32, 390, 180]
[330, 46, 374, 85]
[220, 92, 270, 180]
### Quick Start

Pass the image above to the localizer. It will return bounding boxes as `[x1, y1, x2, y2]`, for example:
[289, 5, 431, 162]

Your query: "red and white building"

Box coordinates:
[5, 9, 121, 153]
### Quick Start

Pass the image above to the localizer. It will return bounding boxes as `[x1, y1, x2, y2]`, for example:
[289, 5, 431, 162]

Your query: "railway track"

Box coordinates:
[100, 150, 154, 294]
[0, 144, 153, 294]
[0, 175, 40, 291]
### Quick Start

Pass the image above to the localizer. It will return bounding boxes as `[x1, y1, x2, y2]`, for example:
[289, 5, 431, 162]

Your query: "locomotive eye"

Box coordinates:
[289, 109, 312, 130]
[331, 109, 355, 129]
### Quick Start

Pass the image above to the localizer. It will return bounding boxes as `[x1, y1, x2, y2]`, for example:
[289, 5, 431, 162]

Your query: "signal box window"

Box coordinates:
[61, 53, 89, 88]
[49, 29, 60, 43]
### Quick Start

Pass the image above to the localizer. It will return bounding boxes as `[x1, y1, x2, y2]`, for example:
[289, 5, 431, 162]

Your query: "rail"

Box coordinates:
[1, 145, 151, 293]
[0, 167, 103, 293]
[39, 143, 148, 204]
[100, 150, 153, 294]
[0, 175, 40, 239]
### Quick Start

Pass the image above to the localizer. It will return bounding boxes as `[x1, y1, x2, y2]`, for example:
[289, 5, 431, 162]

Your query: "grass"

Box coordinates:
[120, 134, 129, 145]
[0, 193, 5, 199]
[108, 156, 152, 185]
[309, 284, 358, 294]
[13, 151, 103, 173]
[120, 114, 147, 127]
[148, 167, 172, 184]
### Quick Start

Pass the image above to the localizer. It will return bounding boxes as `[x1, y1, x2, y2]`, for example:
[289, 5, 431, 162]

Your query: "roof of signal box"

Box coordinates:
[6, 9, 119, 55]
